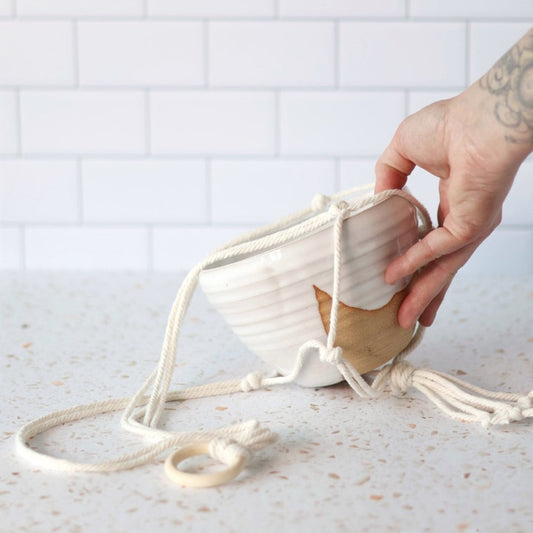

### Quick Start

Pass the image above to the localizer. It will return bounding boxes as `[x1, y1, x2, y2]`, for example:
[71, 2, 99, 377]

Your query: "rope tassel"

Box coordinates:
[373, 360, 533, 428]
[295, 339, 533, 428]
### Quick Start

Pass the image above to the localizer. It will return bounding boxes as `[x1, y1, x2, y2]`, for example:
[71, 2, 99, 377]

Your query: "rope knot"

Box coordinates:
[311, 193, 330, 212]
[319, 345, 343, 366]
[328, 200, 349, 217]
[517, 394, 533, 410]
[240, 372, 263, 392]
[239, 419, 278, 449]
[389, 361, 416, 395]
[479, 413, 492, 429]
[491, 405, 524, 425]
[209, 438, 251, 466]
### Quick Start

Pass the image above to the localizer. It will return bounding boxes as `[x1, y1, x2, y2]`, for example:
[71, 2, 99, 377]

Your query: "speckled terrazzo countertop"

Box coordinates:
[1, 273, 532, 533]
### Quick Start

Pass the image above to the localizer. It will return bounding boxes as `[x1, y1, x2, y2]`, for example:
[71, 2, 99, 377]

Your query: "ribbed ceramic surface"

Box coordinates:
[199, 195, 419, 386]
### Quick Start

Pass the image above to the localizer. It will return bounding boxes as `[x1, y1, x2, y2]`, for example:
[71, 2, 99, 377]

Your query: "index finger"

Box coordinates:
[385, 225, 469, 285]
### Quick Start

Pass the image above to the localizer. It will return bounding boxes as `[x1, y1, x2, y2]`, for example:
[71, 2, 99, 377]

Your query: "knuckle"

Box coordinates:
[446, 215, 485, 244]
[455, 221, 481, 243]
[421, 235, 442, 261]
[432, 261, 458, 283]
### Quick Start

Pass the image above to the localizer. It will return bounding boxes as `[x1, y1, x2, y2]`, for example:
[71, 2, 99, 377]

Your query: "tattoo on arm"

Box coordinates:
[479, 29, 533, 144]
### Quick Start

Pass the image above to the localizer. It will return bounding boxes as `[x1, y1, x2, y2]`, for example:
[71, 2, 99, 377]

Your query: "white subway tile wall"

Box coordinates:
[0, 91, 17, 153]
[150, 91, 276, 155]
[20, 91, 146, 154]
[152, 226, 249, 271]
[81, 159, 207, 223]
[469, 22, 533, 82]
[17, 1, 145, 18]
[505, 162, 533, 226]
[0, 159, 78, 222]
[0, 1, 13, 17]
[339, 160, 377, 191]
[209, 22, 335, 87]
[410, 1, 533, 19]
[25, 226, 149, 270]
[0, 21, 74, 85]
[210, 159, 336, 223]
[0, 227, 20, 269]
[78, 22, 204, 87]
[280, 92, 405, 155]
[279, 0, 406, 18]
[339, 23, 466, 87]
[407, 90, 461, 114]
[0, 3, 531, 273]
[147, 1, 274, 18]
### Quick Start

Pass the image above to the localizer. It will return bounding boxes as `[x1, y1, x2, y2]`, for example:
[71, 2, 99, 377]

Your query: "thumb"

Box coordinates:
[374, 137, 416, 193]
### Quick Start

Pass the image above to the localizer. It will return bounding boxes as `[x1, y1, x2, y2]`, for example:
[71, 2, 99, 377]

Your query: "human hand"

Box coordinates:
[375, 29, 533, 329]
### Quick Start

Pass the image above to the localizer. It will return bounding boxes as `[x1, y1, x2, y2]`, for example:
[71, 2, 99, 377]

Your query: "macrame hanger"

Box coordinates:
[15, 185, 533, 487]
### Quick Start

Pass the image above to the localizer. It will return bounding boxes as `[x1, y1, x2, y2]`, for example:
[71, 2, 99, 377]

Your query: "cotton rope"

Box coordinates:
[15, 185, 533, 486]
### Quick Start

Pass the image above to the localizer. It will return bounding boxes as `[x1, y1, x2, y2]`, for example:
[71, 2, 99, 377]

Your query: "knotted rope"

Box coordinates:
[15, 184, 533, 486]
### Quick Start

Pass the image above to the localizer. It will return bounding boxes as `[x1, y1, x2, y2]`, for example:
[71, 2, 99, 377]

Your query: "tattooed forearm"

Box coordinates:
[479, 29, 533, 144]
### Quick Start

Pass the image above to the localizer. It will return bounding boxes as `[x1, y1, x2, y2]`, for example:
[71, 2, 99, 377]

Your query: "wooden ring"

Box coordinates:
[164, 442, 246, 488]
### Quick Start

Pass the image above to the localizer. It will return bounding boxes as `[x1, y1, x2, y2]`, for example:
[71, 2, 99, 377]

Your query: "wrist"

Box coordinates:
[469, 28, 533, 164]
[450, 86, 530, 165]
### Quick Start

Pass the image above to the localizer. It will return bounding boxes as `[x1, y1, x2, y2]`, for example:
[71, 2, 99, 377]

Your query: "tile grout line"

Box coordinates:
[334, 158, 341, 192]
[147, 225, 154, 272]
[465, 20, 471, 86]
[144, 90, 151, 155]
[0, 153, 391, 161]
[77, 157, 84, 224]
[274, 91, 281, 156]
[15, 89, 22, 155]
[203, 20, 209, 88]
[10, 15, 533, 22]
[0, 85, 468, 92]
[334, 20, 340, 88]
[205, 158, 213, 225]
[19, 225, 26, 271]
[72, 20, 80, 87]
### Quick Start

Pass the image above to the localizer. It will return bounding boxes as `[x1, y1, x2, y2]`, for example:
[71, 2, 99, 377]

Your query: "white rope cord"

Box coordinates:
[139, 186, 431, 428]
[15, 185, 533, 483]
